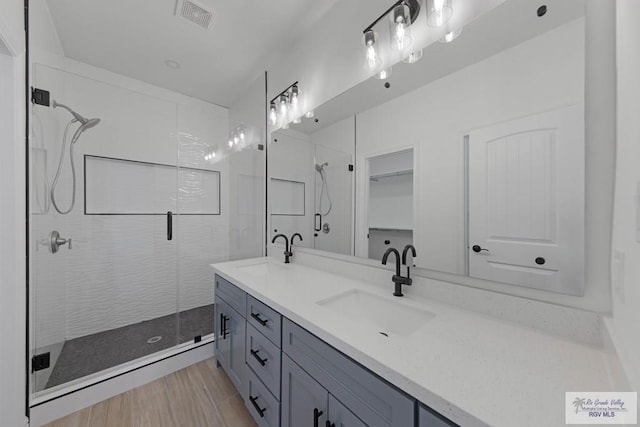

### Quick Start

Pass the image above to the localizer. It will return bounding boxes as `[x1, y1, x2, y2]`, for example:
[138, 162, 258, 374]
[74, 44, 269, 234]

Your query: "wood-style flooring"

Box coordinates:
[43, 358, 257, 427]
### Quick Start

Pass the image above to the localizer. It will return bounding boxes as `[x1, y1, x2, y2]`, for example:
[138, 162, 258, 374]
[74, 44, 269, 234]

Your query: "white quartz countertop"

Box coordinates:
[211, 257, 614, 427]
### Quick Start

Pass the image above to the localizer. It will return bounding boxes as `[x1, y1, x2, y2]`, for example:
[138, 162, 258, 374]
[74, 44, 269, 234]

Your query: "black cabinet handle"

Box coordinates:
[472, 244, 489, 253]
[326, 421, 336, 427]
[313, 408, 324, 427]
[220, 314, 229, 339]
[251, 312, 269, 326]
[535, 257, 546, 265]
[249, 395, 266, 418]
[167, 211, 173, 241]
[250, 349, 267, 366]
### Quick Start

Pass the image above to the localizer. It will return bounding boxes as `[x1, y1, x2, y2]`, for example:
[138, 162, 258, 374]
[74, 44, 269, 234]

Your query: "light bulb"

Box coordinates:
[279, 94, 288, 117]
[440, 28, 462, 43]
[390, 4, 412, 51]
[402, 49, 423, 64]
[362, 30, 381, 71]
[427, 0, 452, 28]
[239, 130, 246, 140]
[211, 152, 216, 158]
[269, 101, 277, 126]
[228, 139, 233, 148]
[374, 67, 392, 80]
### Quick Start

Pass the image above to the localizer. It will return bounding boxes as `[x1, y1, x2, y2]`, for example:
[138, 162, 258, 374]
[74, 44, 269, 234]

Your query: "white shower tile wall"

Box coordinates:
[31, 60, 230, 344]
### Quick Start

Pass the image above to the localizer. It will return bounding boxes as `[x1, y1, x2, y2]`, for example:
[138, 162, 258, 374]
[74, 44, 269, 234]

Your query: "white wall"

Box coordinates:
[607, 0, 640, 392]
[0, 0, 25, 54]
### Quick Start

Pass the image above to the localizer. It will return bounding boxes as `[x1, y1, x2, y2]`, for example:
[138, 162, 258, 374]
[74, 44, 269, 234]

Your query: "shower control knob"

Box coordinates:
[49, 230, 72, 254]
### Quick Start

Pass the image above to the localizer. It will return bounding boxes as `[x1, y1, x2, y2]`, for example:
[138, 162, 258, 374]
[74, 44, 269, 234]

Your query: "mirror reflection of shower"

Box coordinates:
[315, 161, 332, 216]
[50, 100, 101, 214]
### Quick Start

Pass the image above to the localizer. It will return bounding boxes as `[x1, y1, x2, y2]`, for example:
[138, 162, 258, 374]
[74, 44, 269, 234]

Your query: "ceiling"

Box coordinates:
[46, 0, 340, 107]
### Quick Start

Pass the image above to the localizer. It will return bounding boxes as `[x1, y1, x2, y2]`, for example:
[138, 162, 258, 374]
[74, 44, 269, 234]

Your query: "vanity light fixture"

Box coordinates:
[426, 0, 453, 28]
[440, 27, 462, 43]
[270, 81, 307, 128]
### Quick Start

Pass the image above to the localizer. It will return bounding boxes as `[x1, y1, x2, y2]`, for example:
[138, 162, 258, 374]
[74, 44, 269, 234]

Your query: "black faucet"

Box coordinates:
[382, 247, 412, 297]
[291, 233, 303, 246]
[402, 244, 416, 283]
[272, 234, 292, 263]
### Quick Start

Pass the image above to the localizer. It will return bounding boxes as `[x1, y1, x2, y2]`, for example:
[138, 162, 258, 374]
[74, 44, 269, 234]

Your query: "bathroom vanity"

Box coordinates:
[212, 257, 616, 427]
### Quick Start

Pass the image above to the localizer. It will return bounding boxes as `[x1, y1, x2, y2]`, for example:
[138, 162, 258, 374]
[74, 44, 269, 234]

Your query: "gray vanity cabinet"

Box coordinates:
[215, 276, 247, 396]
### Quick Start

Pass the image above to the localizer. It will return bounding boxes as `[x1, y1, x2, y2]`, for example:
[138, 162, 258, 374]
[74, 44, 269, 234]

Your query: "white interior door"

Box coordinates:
[468, 104, 584, 295]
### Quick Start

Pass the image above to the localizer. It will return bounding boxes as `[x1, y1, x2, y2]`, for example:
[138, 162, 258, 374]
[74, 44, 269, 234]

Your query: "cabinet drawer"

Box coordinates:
[246, 367, 280, 427]
[283, 319, 414, 427]
[247, 295, 282, 347]
[246, 324, 281, 398]
[215, 274, 246, 317]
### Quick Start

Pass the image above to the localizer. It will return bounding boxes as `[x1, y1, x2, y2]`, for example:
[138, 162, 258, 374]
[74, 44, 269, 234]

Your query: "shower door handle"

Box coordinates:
[314, 214, 322, 232]
[167, 211, 173, 241]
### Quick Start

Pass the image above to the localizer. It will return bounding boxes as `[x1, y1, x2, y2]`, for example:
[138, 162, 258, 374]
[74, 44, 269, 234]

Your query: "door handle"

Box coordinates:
[221, 314, 229, 339]
[313, 408, 324, 427]
[167, 211, 173, 241]
[314, 214, 322, 232]
[472, 245, 490, 253]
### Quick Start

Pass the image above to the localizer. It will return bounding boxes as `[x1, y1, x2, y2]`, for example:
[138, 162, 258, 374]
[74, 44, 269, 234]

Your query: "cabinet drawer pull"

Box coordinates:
[313, 408, 324, 427]
[249, 395, 266, 418]
[326, 421, 336, 427]
[250, 349, 267, 366]
[251, 312, 269, 326]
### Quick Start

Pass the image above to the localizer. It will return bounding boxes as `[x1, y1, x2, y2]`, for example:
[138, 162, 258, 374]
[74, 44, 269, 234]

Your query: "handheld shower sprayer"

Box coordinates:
[315, 161, 332, 216]
[50, 100, 101, 214]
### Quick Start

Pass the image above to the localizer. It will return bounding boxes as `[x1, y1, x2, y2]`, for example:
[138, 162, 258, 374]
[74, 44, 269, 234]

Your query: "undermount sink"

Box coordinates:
[317, 289, 435, 337]
[236, 261, 284, 276]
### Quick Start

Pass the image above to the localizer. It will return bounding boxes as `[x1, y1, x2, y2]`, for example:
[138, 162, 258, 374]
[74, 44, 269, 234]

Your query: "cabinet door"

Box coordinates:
[328, 394, 367, 427]
[282, 354, 328, 427]
[227, 304, 247, 397]
[419, 405, 457, 427]
[215, 298, 230, 370]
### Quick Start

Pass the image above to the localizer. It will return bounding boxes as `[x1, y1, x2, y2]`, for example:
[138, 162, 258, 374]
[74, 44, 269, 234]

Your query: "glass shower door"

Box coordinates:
[30, 63, 180, 396]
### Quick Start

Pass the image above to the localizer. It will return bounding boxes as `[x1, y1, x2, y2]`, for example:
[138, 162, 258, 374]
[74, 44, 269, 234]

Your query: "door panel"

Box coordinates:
[328, 394, 367, 427]
[282, 354, 328, 427]
[468, 104, 584, 295]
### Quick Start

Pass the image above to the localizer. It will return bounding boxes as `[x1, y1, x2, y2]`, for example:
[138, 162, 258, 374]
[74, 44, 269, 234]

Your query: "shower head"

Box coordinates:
[315, 162, 328, 172]
[53, 100, 100, 128]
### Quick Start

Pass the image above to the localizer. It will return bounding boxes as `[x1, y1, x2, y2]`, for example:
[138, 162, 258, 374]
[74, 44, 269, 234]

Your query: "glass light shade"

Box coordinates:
[228, 139, 233, 148]
[362, 29, 382, 71]
[389, 4, 412, 51]
[440, 27, 462, 43]
[402, 49, 423, 64]
[426, 0, 453, 28]
[279, 94, 288, 117]
[269, 102, 277, 125]
[374, 67, 392, 80]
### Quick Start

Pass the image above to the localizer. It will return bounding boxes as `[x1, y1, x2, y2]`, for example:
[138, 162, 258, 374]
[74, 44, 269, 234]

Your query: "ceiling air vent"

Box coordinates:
[175, 0, 214, 30]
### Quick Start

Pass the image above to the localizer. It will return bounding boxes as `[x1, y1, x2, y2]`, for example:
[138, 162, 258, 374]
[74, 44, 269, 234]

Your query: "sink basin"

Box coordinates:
[317, 289, 434, 337]
[236, 261, 284, 276]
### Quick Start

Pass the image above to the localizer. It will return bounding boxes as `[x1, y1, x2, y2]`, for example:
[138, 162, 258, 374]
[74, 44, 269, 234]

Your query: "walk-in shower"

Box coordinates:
[50, 100, 101, 214]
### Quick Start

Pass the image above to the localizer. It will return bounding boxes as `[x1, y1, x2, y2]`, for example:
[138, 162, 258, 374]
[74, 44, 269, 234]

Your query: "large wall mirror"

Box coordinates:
[268, 0, 587, 296]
